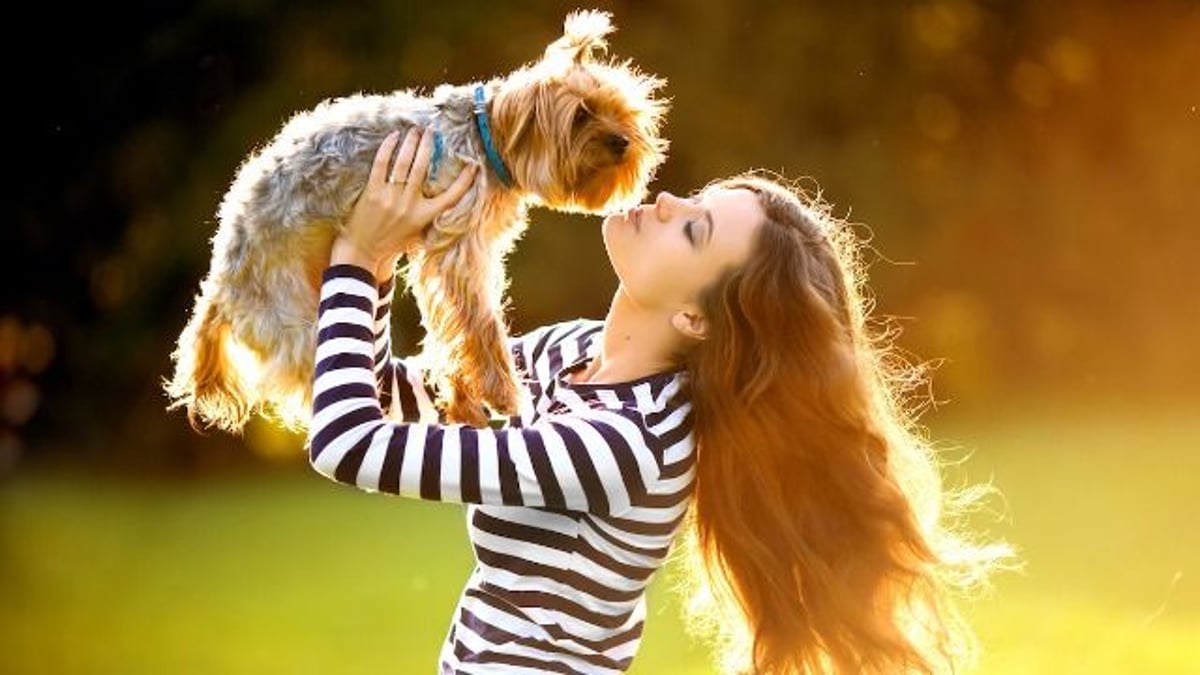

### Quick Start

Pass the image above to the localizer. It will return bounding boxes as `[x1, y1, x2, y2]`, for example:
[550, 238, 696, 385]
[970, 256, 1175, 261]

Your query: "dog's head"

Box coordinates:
[490, 10, 668, 213]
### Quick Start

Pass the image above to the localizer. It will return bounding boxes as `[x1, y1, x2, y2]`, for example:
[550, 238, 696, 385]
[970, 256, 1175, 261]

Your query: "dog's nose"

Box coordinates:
[605, 134, 629, 155]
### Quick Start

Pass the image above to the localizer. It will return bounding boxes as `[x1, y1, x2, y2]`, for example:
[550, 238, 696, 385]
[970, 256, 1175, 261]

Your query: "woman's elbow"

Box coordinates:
[305, 435, 336, 480]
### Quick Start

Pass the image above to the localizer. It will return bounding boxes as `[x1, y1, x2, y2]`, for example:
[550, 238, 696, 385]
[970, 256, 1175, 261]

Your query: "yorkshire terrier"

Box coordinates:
[165, 10, 667, 432]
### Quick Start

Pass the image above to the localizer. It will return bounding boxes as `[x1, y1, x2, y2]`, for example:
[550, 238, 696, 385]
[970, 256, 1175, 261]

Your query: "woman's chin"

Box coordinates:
[600, 215, 619, 246]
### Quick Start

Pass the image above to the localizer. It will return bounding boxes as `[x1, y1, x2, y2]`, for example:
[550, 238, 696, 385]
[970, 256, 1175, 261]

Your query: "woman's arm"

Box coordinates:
[369, 272, 442, 423]
[308, 265, 663, 515]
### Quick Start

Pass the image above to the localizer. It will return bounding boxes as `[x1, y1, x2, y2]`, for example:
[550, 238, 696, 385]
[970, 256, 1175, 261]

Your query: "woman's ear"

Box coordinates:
[671, 310, 708, 341]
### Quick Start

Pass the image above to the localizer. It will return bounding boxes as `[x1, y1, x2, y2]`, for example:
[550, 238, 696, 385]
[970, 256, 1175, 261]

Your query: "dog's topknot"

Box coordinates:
[548, 9, 615, 63]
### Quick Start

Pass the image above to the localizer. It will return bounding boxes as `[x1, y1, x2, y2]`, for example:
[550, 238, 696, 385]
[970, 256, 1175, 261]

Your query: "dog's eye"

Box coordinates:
[573, 107, 591, 127]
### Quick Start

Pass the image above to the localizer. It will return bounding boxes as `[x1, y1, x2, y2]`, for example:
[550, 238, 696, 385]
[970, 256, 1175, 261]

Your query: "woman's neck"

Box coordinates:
[574, 286, 685, 385]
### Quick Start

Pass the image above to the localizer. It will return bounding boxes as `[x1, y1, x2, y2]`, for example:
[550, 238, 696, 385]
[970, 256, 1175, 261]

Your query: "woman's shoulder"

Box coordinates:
[510, 317, 602, 359]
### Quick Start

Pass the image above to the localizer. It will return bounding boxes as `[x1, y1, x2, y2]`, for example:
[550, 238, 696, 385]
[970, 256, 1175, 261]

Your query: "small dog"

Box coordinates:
[165, 10, 667, 432]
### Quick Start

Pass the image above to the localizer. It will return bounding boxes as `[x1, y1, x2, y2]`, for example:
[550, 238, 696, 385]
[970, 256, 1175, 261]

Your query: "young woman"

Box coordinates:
[307, 127, 1016, 674]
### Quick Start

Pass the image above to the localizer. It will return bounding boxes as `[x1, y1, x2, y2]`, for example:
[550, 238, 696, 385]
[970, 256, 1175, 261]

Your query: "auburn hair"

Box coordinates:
[673, 174, 1018, 674]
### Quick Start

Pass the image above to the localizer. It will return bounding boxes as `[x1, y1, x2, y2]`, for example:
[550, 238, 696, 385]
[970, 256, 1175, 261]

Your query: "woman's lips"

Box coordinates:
[626, 207, 641, 232]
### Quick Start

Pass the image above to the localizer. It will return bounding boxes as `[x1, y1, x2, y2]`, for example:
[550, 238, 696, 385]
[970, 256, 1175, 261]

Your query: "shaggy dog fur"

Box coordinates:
[165, 10, 667, 431]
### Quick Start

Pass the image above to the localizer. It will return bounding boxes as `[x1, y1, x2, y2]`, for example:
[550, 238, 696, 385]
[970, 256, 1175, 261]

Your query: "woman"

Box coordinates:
[308, 127, 1016, 674]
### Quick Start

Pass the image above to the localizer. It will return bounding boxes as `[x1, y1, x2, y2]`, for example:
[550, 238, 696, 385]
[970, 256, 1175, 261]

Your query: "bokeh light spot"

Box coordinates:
[1010, 60, 1054, 109]
[915, 93, 962, 142]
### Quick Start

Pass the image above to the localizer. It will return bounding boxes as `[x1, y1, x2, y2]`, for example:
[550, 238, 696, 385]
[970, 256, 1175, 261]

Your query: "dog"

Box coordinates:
[165, 9, 667, 432]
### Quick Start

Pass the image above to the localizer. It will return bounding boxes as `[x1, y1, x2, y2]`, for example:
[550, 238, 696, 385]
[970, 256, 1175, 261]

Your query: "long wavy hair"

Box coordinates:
[674, 174, 1019, 674]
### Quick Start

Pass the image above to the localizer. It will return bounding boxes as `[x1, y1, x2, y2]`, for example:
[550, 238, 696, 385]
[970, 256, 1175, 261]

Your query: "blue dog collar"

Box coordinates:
[473, 85, 514, 188]
[428, 130, 444, 181]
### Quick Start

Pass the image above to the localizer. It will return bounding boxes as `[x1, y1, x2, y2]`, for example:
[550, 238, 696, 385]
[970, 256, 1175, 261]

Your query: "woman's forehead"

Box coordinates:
[702, 187, 761, 223]
[701, 187, 764, 261]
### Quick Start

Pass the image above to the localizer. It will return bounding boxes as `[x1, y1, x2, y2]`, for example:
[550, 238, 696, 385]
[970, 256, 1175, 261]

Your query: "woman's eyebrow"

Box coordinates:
[690, 195, 716, 247]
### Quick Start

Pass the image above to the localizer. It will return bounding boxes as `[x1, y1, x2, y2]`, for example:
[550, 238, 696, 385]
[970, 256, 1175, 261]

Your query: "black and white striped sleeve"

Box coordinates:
[371, 274, 396, 407]
[371, 273, 439, 423]
[308, 265, 662, 516]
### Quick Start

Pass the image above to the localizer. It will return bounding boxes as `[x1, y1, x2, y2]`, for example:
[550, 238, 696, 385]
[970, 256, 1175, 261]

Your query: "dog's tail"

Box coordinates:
[164, 289, 260, 434]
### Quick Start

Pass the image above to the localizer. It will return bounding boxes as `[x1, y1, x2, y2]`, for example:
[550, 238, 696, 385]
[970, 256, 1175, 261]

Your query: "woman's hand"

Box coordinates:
[332, 127, 477, 279]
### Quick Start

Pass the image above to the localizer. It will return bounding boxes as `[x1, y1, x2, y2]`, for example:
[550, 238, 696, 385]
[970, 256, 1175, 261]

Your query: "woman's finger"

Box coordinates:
[368, 130, 402, 189]
[388, 127, 422, 186]
[403, 127, 437, 199]
[432, 163, 478, 211]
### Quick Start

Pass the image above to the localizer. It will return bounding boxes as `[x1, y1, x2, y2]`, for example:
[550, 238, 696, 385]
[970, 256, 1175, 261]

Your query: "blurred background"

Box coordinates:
[2, 0, 1197, 672]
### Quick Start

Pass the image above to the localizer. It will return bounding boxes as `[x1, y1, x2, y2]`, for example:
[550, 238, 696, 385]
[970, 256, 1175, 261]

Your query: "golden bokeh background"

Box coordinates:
[3, 1, 1197, 673]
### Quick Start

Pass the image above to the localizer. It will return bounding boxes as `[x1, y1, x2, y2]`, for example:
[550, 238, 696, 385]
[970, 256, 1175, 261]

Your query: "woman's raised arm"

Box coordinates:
[307, 265, 669, 516]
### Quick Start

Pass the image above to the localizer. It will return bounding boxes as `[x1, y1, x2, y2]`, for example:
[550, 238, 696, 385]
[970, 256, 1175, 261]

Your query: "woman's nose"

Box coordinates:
[654, 191, 678, 221]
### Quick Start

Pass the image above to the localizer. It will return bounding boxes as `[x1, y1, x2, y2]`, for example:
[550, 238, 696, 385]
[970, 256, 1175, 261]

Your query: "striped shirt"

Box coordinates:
[307, 265, 698, 674]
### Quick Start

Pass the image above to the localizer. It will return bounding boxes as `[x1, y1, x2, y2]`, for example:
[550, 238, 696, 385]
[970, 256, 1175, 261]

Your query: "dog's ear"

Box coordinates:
[545, 9, 614, 64]
[494, 80, 549, 157]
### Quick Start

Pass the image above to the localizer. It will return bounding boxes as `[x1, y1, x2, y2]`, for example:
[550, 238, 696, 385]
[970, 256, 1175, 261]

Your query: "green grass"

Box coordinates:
[2, 401, 1198, 674]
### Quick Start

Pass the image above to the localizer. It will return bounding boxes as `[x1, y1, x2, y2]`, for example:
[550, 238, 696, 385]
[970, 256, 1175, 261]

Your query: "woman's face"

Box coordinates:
[602, 186, 763, 317]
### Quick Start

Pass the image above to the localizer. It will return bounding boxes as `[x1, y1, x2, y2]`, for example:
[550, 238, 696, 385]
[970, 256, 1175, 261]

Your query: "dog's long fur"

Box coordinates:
[165, 10, 667, 432]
